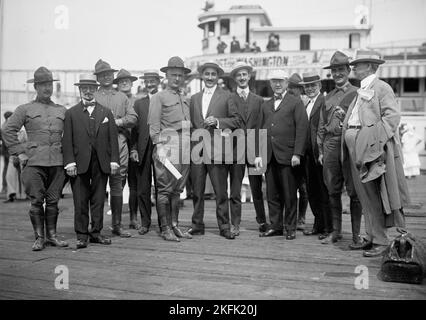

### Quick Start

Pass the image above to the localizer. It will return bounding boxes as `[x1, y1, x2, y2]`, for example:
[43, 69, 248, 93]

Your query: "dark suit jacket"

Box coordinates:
[62, 102, 119, 175]
[190, 86, 242, 162]
[261, 93, 308, 166]
[131, 96, 153, 164]
[307, 94, 325, 162]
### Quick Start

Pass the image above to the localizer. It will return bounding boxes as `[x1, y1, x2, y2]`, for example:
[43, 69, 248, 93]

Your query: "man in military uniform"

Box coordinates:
[317, 51, 363, 248]
[148, 56, 192, 242]
[3, 67, 68, 251]
[94, 59, 138, 238]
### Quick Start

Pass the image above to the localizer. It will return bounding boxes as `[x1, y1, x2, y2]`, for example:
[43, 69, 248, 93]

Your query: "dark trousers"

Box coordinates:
[265, 154, 298, 232]
[294, 165, 308, 223]
[70, 151, 108, 241]
[305, 150, 331, 233]
[128, 148, 153, 228]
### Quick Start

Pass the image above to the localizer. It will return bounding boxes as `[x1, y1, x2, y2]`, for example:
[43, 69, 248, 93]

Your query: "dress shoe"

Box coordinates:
[187, 227, 205, 235]
[349, 237, 372, 250]
[258, 223, 268, 233]
[286, 231, 296, 240]
[45, 236, 69, 247]
[76, 239, 88, 249]
[172, 226, 192, 239]
[129, 221, 141, 230]
[112, 227, 131, 238]
[220, 229, 235, 240]
[137, 226, 150, 235]
[296, 222, 305, 231]
[321, 233, 342, 244]
[32, 237, 45, 251]
[303, 229, 319, 236]
[318, 233, 329, 240]
[259, 229, 284, 237]
[231, 225, 240, 237]
[363, 244, 388, 257]
[89, 235, 112, 245]
[161, 229, 180, 242]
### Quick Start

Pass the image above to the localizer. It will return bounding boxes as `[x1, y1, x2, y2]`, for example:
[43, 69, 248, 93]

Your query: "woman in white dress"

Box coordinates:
[400, 123, 422, 178]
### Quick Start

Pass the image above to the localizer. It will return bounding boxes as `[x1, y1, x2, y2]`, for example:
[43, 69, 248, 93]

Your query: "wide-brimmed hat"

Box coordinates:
[268, 70, 289, 80]
[197, 61, 224, 76]
[93, 59, 118, 75]
[323, 51, 351, 69]
[74, 74, 100, 87]
[230, 61, 253, 78]
[300, 71, 321, 85]
[160, 56, 191, 74]
[349, 50, 385, 65]
[27, 67, 59, 84]
[288, 73, 303, 88]
[113, 69, 138, 84]
[139, 70, 163, 79]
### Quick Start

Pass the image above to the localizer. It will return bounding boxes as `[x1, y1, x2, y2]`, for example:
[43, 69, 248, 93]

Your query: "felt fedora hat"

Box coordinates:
[197, 60, 224, 76]
[93, 59, 118, 75]
[229, 61, 253, 78]
[74, 74, 100, 87]
[288, 73, 303, 88]
[300, 71, 321, 85]
[139, 69, 163, 79]
[323, 51, 351, 69]
[27, 67, 59, 84]
[113, 69, 138, 84]
[160, 56, 191, 74]
[268, 69, 289, 80]
[349, 50, 385, 65]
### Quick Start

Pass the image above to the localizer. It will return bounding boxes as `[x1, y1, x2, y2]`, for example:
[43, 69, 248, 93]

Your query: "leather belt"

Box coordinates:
[347, 125, 362, 129]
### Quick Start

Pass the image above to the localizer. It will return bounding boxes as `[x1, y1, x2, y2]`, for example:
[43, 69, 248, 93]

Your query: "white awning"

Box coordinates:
[198, 17, 217, 29]
[377, 62, 426, 78]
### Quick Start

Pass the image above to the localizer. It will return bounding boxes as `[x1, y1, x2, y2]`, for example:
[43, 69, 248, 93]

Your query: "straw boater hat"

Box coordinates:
[27, 67, 59, 84]
[74, 74, 100, 87]
[113, 69, 138, 84]
[268, 69, 289, 80]
[93, 59, 118, 75]
[160, 56, 191, 74]
[323, 51, 351, 69]
[197, 60, 224, 76]
[349, 50, 385, 65]
[230, 61, 253, 78]
[300, 71, 321, 85]
[288, 73, 303, 88]
[139, 69, 163, 79]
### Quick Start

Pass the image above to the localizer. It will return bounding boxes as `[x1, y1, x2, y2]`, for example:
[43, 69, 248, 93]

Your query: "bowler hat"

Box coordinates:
[323, 51, 351, 69]
[288, 73, 303, 88]
[268, 69, 289, 80]
[74, 74, 100, 87]
[139, 69, 163, 79]
[27, 67, 59, 84]
[349, 50, 385, 65]
[230, 61, 253, 79]
[300, 71, 321, 85]
[93, 59, 118, 75]
[197, 61, 224, 76]
[113, 69, 138, 84]
[160, 56, 191, 74]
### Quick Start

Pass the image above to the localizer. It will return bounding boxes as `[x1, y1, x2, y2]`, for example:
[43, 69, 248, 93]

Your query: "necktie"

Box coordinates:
[274, 93, 282, 100]
[240, 90, 247, 101]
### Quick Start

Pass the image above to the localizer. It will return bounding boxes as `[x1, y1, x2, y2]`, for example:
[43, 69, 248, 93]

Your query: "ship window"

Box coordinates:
[220, 19, 230, 35]
[403, 78, 420, 93]
[349, 33, 361, 49]
[300, 34, 310, 51]
[208, 21, 215, 37]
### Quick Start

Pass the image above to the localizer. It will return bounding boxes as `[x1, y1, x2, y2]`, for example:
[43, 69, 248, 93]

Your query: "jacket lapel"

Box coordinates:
[206, 87, 221, 117]
[310, 95, 322, 118]
[77, 102, 90, 136]
[275, 92, 290, 112]
[93, 103, 104, 135]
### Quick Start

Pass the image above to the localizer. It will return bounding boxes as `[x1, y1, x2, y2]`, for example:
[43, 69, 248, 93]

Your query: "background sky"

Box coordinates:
[1, 0, 425, 71]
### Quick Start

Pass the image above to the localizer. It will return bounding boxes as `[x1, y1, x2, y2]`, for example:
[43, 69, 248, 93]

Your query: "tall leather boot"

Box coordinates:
[329, 194, 342, 238]
[128, 190, 141, 230]
[29, 207, 45, 251]
[45, 205, 68, 247]
[111, 196, 131, 237]
[170, 195, 192, 239]
[157, 199, 179, 242]
[350, 198, 363, 245]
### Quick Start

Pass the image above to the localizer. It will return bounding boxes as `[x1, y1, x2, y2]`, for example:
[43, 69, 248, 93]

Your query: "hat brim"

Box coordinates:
[93, 68, 119, 75]
[197, 63, 224, 76]
[112, 76, 138, 84]
[300, 79, 322, 85]
[160, 66, 192, 74]
[349, 58, 385, 65]
[230, 66, 253, 78]
[139, 75, 163, 79]
[74, 82, 100, 87]
[27, 79, 59, 84]
[288, 81, 304, 88]
[323, 63, 350, 69]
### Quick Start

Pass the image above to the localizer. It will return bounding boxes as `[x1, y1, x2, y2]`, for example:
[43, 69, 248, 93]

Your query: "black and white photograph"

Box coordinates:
[0, 0, 425, 307]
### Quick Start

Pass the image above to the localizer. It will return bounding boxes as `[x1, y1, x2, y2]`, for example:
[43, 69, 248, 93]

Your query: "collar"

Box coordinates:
[307, 92, 320, 104]
[237, 87, 250, 96]
[82, 99, 96, 107]
[360, 74, 376, 89]
[204, 85, 217, 95]
[35, 97, 53, 104]
[335, 81, 351, 92]
[273, 90, 287, 100]
[166, 87, 184, 95]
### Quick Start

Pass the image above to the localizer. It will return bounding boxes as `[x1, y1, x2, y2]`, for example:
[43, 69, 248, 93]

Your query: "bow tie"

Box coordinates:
[83, 101, 95, 107]
[274, 93, 283, 100]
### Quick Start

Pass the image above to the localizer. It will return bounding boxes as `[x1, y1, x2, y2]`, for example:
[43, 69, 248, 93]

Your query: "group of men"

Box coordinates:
[3, 49, 410, 258]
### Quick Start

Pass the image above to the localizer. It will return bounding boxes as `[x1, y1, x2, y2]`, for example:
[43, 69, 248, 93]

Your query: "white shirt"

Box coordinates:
[202, 85, 217, 119]
[237, 87, 249, 100]
[348, 74, 377, 126]
[305, 92, 320, 119]
[274, 90, 287, 110]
